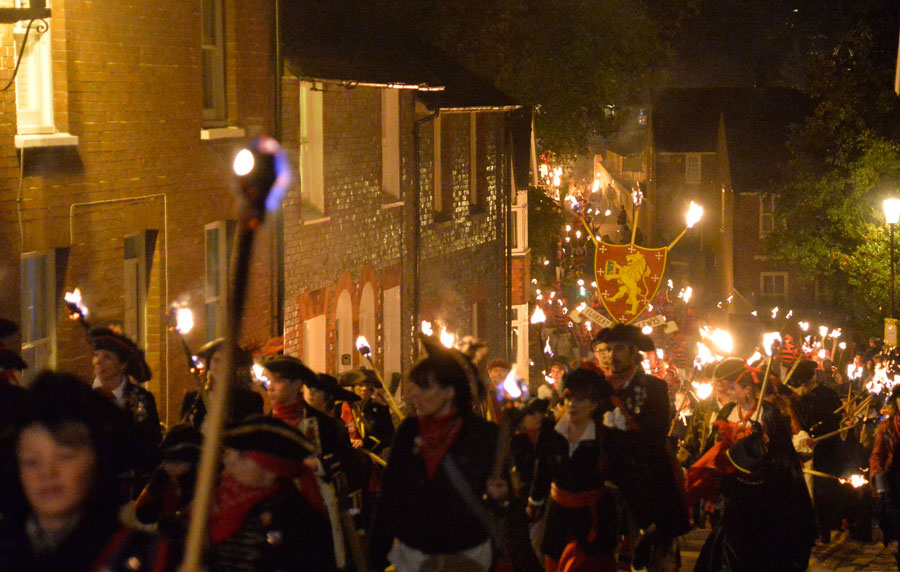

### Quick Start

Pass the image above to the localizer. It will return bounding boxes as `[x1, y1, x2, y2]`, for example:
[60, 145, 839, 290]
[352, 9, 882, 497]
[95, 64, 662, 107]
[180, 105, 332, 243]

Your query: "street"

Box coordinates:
[680, 528, 898, 571]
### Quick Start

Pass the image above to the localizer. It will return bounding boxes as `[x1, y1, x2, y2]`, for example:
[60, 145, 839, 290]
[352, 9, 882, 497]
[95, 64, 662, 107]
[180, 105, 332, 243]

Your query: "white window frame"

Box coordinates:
[759, 194, 775, 237]
[21, 250, 56, 383]
[510, 304, 529, 383]
[334, 289, 353, 373]
[201, 0, 226, 125]
[204, 221, 232, 341]
[303, 314, 326, 374]
[359, 282, 376, 351]
[760, 271, 788, 301]
[300, 81, 324, 217]
[123, 232, 149, 348]
[381, 88, 400, 198]
[14, 1, 54, 135]
[382, 285, 401, 382]
[685, 153, 701, 185]
[511, 191, 528, 255]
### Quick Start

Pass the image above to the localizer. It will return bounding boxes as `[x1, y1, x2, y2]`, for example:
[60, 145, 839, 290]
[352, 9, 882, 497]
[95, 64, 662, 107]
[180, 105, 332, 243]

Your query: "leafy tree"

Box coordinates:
[769, 13, 900, 336]
[528, 185, 567, 284]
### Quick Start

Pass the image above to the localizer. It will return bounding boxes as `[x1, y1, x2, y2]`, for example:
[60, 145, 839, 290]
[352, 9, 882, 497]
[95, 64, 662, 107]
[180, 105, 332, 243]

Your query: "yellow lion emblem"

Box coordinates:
[604, 252, 651, 316]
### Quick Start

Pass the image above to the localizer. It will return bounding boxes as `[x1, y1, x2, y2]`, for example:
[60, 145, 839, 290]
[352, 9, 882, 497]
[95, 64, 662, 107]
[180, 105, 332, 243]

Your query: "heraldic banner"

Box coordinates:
[595, 241, 667, 325]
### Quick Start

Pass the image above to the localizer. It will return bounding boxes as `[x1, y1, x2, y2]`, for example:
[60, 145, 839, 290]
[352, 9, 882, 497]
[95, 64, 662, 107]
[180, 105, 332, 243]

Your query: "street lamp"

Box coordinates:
[884, 199, 900, 318]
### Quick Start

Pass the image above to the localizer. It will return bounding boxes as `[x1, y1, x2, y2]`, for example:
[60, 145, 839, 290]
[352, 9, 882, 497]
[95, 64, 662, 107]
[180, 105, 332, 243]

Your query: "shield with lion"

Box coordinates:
[595, 242, 667, 325]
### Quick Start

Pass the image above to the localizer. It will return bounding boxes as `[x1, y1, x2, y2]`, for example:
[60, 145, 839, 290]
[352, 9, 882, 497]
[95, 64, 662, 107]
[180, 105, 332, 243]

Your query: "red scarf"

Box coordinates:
[272, 399, 304, 428]
[209, 473, 280, 545]
[418, 413, 463, 479]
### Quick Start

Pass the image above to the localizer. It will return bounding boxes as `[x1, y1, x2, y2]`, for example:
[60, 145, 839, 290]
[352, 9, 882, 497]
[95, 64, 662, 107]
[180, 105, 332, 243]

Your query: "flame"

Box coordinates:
[531, 306, 547, 324]
[847, 363, 863, 381]
[656, 348, 665, 359]
[585, 321, 592, 332]
[751, 311, 758, 316]
[591, 178, 600, 193]
[356, 335, 371, 355]
[439, 327, 455, 349]
[829, 328, 842, 339]
[839, 341, 847, 350]
[771, 306, 779, 319]
[667, 279, 673, 290]
[575, 230, 582, 239]
[64, 288, 89, 319]
[799, 321, 809, 331]
[252, 363, 269, 387]
[544, 373, 555, 386]
[709, 329, 733, 354]
[501, 368, 524, 400]
[682, 287, 693, 303]
[174, 307, 194, 335]
[565, 224, 572, 233]
[642, 325, 653, 335]
[694, 342, 719, 368]
[818, 326, 829, 338]
[763, 332, 782, 356]
[544, 337, 553, 356]
[747, 351, 763, 366]
[839, 474, 868, 488]
[421, 321, 433, 336]
[786, 310, 793, 319]
[817, 349, 827, 359]
[604, 209, 612, 216]
[692, 381, 713, 400]
[685, 201, 704, 228]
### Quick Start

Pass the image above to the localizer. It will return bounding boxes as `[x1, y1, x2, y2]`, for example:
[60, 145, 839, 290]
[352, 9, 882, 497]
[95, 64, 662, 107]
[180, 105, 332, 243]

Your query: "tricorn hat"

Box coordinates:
[224, 415, 315, 478]
[305, 373, 360, 403]
[562, 362, 610, 402]
[90, 327, 152, 382]
[595, 324, 654, 352]
[520, 397, 551, 416]
[260, 355, 318, 386]
[339, 368, 382, 389]
[196, 338, 253, 369]
[159, 423, 202, 463]
[786, 360, 818, 388]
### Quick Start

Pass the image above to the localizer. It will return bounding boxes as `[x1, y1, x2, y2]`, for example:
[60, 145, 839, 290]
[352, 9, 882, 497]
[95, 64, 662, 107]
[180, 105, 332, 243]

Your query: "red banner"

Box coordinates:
[595, 242, 667, 325]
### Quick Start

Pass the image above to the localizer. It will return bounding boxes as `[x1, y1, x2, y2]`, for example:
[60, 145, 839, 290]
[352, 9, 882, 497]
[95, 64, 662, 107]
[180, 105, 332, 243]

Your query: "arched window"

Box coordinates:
[359, 283, 376, 355]
[335, 290, 353, 373]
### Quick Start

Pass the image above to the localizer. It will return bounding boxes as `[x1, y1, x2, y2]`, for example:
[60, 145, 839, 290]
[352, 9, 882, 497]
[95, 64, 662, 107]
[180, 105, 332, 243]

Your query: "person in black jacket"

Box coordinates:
[180, 338, 263, 428]
[369, 336, 508, 572]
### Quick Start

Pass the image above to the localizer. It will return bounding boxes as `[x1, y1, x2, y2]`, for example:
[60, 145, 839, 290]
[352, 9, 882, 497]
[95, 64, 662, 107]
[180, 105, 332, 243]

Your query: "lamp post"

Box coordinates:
[884, 199, 900, 319]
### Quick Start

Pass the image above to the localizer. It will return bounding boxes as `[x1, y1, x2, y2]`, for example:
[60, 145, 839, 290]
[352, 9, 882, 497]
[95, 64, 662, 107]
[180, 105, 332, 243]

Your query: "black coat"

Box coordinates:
[180, 387, 263, 428]
[206, 480, 335, 572]
[354, 399, 395, 455]
[798, 384, 843, 473]
[369, 415, 499, 570]
[602, 369, 690, 540]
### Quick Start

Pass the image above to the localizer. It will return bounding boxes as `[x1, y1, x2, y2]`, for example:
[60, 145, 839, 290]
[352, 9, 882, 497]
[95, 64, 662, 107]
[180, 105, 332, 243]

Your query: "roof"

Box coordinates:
[651, 87, 812, 192]
[281, 1, 517, 110]
[509, 109, 535, 189]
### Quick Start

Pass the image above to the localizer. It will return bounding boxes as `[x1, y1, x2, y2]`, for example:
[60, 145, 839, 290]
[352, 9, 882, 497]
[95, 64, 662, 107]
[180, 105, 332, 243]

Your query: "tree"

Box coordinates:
[769, 11, 900, 336]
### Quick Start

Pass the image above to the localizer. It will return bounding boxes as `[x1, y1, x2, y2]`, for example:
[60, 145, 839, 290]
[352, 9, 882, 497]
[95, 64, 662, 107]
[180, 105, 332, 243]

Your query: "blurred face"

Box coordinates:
[489, 367, 509, 385]
[593, 342, 611, 370]
[18, 424, 97, 532]
[410, 376, 455, 418]
[353, 383, 374, 402]
[222, 448, 275, 488]
[302, 385, 329, 413]
[265, 370, 301, 405]
[565, 395, 598, 425]
[92, 349, 127, 386]
[713, 378, 732, 397]
[734, 382, 751, 404]
[520, 411, 543, 432]
[609, 342, 638, 374]
[550, 364, 566, 383]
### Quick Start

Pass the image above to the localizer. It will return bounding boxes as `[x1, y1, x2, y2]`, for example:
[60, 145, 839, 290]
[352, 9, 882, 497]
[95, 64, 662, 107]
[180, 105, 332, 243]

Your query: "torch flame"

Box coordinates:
[839, 474, 868, 488]
[439, 327, 455, 349]
[64, 288, 89, 319]
[818, 326, 829, 338]
[799, 321, 809, 331]
[709, 329, 733, 354]
[642, 325, 653, 335]
[763, 332, 782, 356]
[685, 201, 704, 228]
[747, 351, 763, 366]
[175, 307, 194, 335]
[531, 306, 547, 325]
[421, 321, 433, 336]
[502, 367, 523, 400]
[356, 335, 371, 356]
[771, 306, 779, 319]
[692, 381, 713, 400]
[252, 363, 269, 387]
[544, 337, 553, 356]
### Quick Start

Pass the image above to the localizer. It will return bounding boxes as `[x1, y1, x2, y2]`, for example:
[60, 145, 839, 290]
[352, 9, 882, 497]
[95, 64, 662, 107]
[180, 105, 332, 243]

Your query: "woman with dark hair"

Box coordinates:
[369, 336, 507, 571]
[0, 371, 174, 572]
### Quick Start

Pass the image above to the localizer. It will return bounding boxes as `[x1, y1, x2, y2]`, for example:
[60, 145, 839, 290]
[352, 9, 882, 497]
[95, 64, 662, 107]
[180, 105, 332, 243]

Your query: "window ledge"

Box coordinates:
[201, 126, 246, 141]
[381, 200, 404, 210]
[303, 216, 331, 226]
[15, 132, 79, 149]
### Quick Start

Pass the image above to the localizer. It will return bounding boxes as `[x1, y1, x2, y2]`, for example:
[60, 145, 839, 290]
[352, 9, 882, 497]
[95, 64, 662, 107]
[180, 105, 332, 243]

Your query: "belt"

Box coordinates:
[551, 483, 608, 542]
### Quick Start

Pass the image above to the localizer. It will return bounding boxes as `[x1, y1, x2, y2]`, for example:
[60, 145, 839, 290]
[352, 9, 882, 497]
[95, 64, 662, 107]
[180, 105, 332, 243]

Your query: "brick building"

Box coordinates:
[3, 1, 533, 424]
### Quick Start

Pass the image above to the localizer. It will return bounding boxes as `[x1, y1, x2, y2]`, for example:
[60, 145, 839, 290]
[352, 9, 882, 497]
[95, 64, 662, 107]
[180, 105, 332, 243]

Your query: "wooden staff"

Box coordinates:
[358, 350, 406, 421]
[809, 419, 864, 444]
[183, 137, 291, 569]
[753, 355, 775, 422]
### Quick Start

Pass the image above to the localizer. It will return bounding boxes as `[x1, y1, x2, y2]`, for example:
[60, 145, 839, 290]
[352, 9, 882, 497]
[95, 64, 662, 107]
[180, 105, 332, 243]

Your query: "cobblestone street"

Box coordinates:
[679, 528, 898, 571]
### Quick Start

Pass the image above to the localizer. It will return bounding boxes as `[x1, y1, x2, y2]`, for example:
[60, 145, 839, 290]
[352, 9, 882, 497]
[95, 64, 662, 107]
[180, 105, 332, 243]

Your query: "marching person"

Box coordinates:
[89, 327, 161, 496]
[510, 397, 553, 558]
[593, 324, 690, 570]
[340, 368, 395, 457]
[369, 336, 510, 572]
[871, 385, 900, 568]
[0, 371, 175, 572]
[527, 365, 617, 571]
[180, 338, 263, 428]
[205, 415, 335, 572]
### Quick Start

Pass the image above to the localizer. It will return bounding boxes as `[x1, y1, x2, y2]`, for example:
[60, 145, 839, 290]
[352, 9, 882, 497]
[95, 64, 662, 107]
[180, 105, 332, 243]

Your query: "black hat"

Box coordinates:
[549, 355, 571, 370]
[727, 424, 767, 474]
[90, 327, 152, 382]
[0, 348, 27, 371]
[786, 360, 818, 388]
[225, 415, 315, 460]
[339, 368, 382, 389]
[0, 318, 18, 339]
[595, 324, 654, 352]
[195, 338, 253, 369]
[306, 373, 360, 403]
[562, 363, 610, 402]
[160, 424, 201, 463]
[521, 397, 550, 416]
[261, 355, 317, 386]
[713, 358, 746, 382]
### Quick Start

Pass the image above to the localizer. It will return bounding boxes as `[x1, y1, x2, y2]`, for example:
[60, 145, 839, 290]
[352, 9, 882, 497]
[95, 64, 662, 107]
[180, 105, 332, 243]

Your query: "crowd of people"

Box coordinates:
[4, 311, 900, 572]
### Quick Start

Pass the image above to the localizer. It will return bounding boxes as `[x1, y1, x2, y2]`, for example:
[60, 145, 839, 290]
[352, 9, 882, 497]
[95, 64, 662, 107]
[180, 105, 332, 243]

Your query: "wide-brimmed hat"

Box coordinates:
[195, 338, 253, 369]
[90, 327, 152, 382]
[260, 355, 318, 386]
[562, 362, 609, 402]
[594, 324, 654, 352]
[339, 368, 382, 389]
[520, 397, 551, 416]
[305, 373, 359, 403]
[160, 423, 202, 463]
[224, 415, 315, 478]
[786, 360, 818, 388]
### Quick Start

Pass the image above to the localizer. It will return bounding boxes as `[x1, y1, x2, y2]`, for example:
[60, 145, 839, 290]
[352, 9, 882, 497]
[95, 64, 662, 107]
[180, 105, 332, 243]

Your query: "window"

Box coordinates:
[760, 194, 775, 237]
[685, 153, 701, 185]
[201, 0, 226, 125]
[382, 286, 401, 382]
[15, 1, 54, 135]
[381, 89, 400, 198]
[760, 272, 787, 301]
[510, 304, 529, 380]
[21, 251, 55, 383]
[124, 233, 148, 347]
[205, 221, 233, 341]
[302, 314, 326, 374]
[300, 81, 324, 218]
[469, 113, 488, 210]
[359, 282, 376, 350]
[511, 191, 528, 254]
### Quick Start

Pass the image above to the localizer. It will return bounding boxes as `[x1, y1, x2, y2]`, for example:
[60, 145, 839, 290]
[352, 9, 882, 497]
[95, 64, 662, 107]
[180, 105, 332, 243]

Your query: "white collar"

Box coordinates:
[92, 376, 128, 404]
[555, 415, 596, 443]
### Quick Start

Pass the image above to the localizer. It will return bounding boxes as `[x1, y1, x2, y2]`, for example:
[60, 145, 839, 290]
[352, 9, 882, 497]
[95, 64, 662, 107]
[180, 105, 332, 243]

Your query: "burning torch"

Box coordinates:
[64, 288, 91, 333]
[356, 335, 405, 420]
